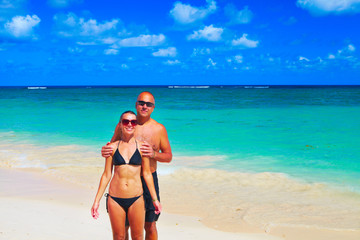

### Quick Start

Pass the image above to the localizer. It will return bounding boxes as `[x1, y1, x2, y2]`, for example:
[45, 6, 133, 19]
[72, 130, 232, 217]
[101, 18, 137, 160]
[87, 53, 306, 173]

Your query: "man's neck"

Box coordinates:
[137, 116, 151, 125]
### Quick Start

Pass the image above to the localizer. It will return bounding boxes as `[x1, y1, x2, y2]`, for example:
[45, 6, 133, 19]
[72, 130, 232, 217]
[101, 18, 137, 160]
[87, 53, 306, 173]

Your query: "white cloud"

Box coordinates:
[283, 16, 297, 25]
[207, 58, 216, 68]
[68, 46, 82, 53]
[299, 56, 310, 61]
[224, 4, 253, 24]
[227, 55, 243, 64]
[121, 64, 129, 69]
[297, 0, 360, 16]
[170, 0, 216, 24]
[102, 37, 118, 45]
[104, 48, 118, 55]
[54, 12, 165, 49]
[328, 54, 336, 59]
[232, 34, 259, 48]
[0, 0, 26, 24]
[336, 44, 356, 56]
[187, 25, 223, 42]
[48, 0, 82, 8]
[347, 44, 356, 52]
[0, 0, 26, 11]
[117, 34, 166, 47]
[164, 59, 181, 65]
[4, 15, 40, 38]
[152, 47, 177, 57]
[192, 47, 211, 57]
[76, 41, 96, 45]
[234, 55, 243, 63]
[80, 19, 119, 36]
[54, 13, 119, 38]
[0, 0, 21, 8]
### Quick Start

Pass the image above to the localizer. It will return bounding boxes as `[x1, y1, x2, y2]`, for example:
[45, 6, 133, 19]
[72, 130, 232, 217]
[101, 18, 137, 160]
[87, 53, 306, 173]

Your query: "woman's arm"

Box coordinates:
[91, 149, 114, 219]
[141, 155, 162, 214]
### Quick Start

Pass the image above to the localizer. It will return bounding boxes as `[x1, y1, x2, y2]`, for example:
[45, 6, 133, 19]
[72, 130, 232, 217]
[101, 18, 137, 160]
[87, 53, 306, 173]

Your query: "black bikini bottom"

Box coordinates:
[105, 193, 142, 213]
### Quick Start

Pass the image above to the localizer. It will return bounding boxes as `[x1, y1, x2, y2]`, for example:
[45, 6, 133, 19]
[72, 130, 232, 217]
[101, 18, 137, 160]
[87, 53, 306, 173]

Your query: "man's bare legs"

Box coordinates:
[145, 222, 158, 240]
[123, 221, 157, 240]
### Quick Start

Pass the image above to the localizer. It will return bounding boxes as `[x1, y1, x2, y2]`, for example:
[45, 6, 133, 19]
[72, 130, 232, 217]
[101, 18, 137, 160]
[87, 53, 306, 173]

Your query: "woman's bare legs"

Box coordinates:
[108, 197, 127, 240]
[127, 196, 145, 240]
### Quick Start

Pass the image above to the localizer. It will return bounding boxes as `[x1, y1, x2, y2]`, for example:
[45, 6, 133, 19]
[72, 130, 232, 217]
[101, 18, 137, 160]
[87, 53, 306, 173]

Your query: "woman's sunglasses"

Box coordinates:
[122, 119, 137, 127]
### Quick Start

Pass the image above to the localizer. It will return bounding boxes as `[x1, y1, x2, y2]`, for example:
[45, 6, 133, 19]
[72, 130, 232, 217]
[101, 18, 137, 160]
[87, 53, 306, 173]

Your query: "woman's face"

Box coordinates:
[121, 113, 137, 134]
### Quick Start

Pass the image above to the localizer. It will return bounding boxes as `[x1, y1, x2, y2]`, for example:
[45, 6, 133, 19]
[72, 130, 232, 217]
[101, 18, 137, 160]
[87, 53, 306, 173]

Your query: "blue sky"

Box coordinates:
[0, 0, 360, 86]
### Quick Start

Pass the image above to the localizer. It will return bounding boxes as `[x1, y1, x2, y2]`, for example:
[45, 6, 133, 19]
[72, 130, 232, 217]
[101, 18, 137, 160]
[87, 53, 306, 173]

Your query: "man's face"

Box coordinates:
[135, 94, 155, 118]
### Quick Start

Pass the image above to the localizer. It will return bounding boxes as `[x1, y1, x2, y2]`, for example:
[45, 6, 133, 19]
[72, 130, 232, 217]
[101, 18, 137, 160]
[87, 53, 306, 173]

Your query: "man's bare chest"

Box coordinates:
[135, 127, 160, 151]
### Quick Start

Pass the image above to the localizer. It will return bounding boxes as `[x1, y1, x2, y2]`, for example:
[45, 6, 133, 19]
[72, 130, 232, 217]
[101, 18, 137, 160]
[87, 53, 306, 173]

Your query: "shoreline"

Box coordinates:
[0, 168, 281, 240]
[159, 168, 360, 231]
[1, 168, 359, 240]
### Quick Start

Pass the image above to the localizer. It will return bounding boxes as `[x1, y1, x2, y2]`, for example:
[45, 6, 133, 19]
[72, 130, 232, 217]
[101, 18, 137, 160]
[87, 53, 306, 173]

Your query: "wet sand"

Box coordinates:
[0, 168, 282, 240]
[1, 140, 359, 240]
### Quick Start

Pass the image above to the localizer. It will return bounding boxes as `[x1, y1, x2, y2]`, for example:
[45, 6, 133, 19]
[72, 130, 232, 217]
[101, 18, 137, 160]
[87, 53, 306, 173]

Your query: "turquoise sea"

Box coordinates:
[0, 86, 360, 191]
[1, 86, 360, 230]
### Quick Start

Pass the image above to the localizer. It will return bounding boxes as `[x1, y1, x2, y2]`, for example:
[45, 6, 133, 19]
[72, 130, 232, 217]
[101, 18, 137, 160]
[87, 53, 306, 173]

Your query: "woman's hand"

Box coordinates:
[101, 142, 113, 158]
[153, 200, 162, 215]
[91, 202, 100, 219]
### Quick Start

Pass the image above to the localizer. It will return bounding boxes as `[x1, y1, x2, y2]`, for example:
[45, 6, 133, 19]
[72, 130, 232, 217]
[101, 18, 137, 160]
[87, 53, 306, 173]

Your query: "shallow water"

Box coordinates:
[1, 86, 360, 230]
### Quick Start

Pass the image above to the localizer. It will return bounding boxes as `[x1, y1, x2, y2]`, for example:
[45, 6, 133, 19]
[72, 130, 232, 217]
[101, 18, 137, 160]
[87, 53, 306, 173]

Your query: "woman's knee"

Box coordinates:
[113, 233, 126, 240]
[131, 232, 144, 240]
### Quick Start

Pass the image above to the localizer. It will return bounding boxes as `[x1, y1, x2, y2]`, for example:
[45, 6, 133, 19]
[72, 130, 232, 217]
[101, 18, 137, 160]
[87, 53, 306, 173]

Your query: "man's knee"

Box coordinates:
[130, 231, 144, 240]
[144, 221, 157, 233]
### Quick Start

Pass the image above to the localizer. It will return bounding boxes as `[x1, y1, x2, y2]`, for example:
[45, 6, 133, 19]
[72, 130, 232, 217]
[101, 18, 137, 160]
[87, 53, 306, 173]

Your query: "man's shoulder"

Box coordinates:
[150, 118, 166, 130]
[151, 119, 164, 128]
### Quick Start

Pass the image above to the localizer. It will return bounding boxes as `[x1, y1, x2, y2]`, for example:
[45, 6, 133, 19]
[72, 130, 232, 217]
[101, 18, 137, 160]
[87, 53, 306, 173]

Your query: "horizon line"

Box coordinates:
[1, 84, 360, 88]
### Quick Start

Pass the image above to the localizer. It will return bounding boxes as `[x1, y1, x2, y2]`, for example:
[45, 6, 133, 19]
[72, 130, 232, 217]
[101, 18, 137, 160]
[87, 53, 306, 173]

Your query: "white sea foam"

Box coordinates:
[160, 168, 360, 231]
[168, 85, 210, 89]
[27, 86, 47, 89]
[1, 138, 359, 231]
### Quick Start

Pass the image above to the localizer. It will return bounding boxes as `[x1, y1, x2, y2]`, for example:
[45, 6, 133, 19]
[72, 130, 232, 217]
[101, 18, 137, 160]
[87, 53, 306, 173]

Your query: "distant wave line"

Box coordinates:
[27, 87, 47, 90]
[168, 86, 210, 89]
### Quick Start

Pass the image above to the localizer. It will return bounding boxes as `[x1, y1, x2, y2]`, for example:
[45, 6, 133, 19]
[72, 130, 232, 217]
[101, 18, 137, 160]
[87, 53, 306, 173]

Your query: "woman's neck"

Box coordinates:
[121, 134, 135, 143]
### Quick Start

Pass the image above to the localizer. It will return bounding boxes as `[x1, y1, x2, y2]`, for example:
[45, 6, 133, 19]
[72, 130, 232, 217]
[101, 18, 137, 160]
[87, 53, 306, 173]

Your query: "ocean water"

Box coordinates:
[1, 86, 360, 230]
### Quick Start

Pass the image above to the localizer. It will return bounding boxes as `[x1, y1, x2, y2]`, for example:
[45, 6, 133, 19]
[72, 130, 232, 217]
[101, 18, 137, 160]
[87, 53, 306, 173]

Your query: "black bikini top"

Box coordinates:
[113, 141, 142, 166]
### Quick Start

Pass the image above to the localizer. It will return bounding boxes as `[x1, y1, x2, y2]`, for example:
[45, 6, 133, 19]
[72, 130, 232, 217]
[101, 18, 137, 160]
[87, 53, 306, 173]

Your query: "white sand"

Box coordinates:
[1, 168, 359, 240]
[0, 168, 281, 240]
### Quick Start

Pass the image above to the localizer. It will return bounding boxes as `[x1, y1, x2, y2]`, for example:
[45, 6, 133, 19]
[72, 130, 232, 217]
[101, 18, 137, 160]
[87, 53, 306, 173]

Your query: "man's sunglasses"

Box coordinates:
[137, 101, 155, 107]
[121, 119, 137, 126]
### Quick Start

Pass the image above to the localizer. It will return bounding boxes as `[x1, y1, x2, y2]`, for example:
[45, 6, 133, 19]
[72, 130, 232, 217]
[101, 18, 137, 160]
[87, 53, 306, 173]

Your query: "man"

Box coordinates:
[101, 91, 172, 240]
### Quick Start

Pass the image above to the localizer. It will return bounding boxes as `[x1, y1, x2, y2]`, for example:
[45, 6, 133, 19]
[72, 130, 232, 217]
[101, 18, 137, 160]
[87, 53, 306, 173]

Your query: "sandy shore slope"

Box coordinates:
[0, 168, 281, 240]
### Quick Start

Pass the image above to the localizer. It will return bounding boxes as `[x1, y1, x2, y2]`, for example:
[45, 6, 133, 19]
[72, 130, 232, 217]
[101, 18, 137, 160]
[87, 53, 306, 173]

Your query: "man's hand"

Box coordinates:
[153, 200, 162, 215]
[101, 142, 113, 158]
[140, 141, 155, 158]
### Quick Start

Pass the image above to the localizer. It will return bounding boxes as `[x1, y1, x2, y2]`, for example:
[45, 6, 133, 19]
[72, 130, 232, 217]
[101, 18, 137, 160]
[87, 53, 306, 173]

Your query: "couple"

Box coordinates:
[91, 92, 172, 240]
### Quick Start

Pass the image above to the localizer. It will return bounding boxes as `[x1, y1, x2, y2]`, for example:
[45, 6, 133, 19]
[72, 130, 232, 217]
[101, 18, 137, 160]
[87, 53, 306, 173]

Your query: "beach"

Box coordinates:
[1, 86, 360, 239]
[0, 168, 280, 240]
[1, 166, 359, 240]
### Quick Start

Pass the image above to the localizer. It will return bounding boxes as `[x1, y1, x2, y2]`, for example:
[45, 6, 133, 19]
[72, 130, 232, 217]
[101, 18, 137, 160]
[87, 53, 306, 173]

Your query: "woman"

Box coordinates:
[91, 110, 161, 240]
